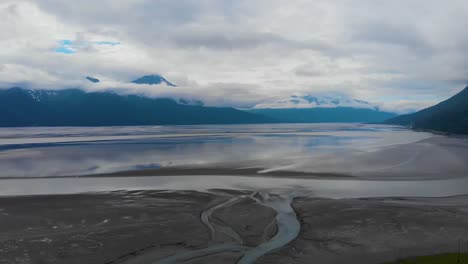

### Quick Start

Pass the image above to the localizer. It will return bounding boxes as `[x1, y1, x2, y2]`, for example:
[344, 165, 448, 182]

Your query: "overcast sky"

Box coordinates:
[1, 0, 468, 112]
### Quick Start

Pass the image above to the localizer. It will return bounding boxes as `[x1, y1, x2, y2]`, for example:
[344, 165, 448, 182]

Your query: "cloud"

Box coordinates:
[169, 29, 288, 50]
[76, 79, 267, 110]
[0, 64, 60, 86]
[1, 0, 468, 113]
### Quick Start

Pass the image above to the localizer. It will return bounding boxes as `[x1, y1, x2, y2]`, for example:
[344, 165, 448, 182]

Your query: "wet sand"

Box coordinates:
[262, 196, 468, 264]
[1, 190, 468, 264]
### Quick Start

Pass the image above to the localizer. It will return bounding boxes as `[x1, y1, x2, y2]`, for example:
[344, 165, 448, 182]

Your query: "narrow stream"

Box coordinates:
[237, 193, 300, 264]
[154, 191, 301, 264]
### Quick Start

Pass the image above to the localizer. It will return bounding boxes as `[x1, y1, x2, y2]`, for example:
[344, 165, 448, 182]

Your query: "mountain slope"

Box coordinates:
[248, 107, 397, 123]
[0, 88, 275, 127]
[385, 86, 468, 134]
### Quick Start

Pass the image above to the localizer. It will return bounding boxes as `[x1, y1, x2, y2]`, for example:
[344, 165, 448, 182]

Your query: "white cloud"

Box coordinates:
[0, 0, 468, 113]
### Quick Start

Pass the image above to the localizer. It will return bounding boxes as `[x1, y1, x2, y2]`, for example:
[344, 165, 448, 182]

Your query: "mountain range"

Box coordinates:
[249, 107, 397, 123]
[0, 87, 397, 126]
[385, 85, 468, 134]
[0, 87, 275, 126]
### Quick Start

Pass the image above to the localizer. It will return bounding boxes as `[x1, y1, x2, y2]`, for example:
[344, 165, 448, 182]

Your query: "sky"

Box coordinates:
[1, 0, 468, 113]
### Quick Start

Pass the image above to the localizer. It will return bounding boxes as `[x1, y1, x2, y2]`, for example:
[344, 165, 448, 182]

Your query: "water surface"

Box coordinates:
[0, 124, 467, 198]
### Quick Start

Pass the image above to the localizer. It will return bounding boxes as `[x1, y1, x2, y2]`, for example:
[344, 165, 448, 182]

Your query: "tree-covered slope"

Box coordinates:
[385, 86, 468, 134]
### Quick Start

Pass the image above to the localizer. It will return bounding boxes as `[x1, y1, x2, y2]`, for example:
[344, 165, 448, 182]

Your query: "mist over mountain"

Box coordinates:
[385, 86, 468, 134]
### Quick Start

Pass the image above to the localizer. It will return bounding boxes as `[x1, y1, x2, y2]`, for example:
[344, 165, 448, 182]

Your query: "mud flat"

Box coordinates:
[1, 191, 468, 264]
[0, 191, 213, 264]
[261, 196, 468, 264]
[0, 190, 281, 264]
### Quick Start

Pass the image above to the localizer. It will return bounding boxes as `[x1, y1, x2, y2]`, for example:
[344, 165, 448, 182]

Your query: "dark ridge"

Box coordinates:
[385, 86, 468, 134]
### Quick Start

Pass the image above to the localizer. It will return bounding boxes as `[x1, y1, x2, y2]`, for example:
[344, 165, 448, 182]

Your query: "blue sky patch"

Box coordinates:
[54, 46, 75, 54]
[59, 40, 74, 45]
[54, 39, 76, 54]
[54, 39, 120, 54]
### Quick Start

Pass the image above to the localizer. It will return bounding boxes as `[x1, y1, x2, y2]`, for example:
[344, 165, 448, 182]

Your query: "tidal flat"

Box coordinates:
[1, 191, 468, 264]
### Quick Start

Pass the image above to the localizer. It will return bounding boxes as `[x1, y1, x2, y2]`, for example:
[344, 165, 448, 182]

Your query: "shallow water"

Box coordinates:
[0, 124, 438, 177]
[0, 123, 467, 198]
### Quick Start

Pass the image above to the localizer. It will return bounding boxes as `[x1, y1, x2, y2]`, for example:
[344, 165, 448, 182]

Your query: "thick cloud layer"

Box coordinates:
[1, 0, 468, 113]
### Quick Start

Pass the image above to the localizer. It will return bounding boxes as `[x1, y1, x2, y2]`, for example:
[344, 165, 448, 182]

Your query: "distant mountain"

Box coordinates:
[132, 74, 176, 87]
[385, 86, 468, 134]
[254, 94, 379, 110]
[0, 88, 275, 127]
[248, 107, 397, 123]
[86, 76, 100, 83]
